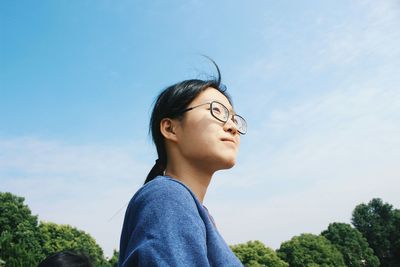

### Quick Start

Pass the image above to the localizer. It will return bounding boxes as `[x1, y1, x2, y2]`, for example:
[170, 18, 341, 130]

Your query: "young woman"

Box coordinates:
[118, 62, 247, 266]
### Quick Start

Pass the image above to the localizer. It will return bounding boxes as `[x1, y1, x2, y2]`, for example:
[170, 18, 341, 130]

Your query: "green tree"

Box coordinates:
[39, 222, 110, 266]
[0, 192, 44, 267]
[230, 240, 288, 267]
[352, 198, 400, 267]
[107, 249, 119, 267]
[322, 222, 379, 267]
[277, 233, 345, 267]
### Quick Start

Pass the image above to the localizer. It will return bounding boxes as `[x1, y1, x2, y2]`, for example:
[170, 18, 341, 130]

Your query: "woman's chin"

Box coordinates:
[220, 157, 236, 170]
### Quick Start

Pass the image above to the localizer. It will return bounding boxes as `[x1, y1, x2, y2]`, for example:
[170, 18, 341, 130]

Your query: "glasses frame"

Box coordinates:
[180, 101, 247, 135]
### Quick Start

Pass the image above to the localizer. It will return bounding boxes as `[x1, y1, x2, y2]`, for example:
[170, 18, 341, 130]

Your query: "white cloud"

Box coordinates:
[0, 137, 153, 257]
[317, 0, 400, 67]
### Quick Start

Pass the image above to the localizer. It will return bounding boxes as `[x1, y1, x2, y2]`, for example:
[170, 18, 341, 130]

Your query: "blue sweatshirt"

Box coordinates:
[118, 175, 243, 267]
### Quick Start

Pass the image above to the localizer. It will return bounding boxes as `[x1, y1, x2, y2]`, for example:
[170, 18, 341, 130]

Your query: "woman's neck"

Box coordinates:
[165, 161, 213, 203]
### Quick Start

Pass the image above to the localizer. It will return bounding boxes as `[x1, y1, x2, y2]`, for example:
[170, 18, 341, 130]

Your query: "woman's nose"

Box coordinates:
[224, 116, 239, 135]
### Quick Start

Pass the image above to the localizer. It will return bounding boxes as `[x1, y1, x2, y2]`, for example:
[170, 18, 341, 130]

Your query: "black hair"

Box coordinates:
[144, 60, 231, 184]
[38, 250, 93, 267]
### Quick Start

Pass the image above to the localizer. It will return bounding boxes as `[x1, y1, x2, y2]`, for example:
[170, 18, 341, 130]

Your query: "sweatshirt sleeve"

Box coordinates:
[119, 179, 209, 267]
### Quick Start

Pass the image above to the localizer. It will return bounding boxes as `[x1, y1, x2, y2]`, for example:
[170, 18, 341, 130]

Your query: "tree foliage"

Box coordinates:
[0, 192, 112, 267]
[352, 198, 400, 267]
[322, 222, 379, 267]
[0, 192, 43, 267]
[107, 249, 119, 267]
[277, 233, 345, 267]
[231, 240, 288, 267]
[39, 222, 109, 266]
[3, 191, 400, 267]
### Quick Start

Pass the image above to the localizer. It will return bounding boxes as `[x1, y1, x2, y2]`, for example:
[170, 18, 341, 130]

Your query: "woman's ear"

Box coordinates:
[160, 118, 178, 142]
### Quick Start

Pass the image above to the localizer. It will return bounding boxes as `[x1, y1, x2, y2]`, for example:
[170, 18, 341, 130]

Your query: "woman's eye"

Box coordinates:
[212, 107, 221, 114]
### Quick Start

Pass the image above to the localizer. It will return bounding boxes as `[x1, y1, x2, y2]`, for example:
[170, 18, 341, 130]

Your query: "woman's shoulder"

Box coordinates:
[128, 176, 197, 210]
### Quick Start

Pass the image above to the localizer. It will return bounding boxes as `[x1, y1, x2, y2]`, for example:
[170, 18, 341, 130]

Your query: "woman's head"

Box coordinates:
[145, 61, 245, 184]
[38, 250, 93, 267]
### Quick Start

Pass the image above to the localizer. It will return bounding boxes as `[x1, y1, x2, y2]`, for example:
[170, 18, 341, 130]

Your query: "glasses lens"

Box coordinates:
[211, 102, 247, 134]
[234, 115, 247, 134]
[211, 102, 229, 122]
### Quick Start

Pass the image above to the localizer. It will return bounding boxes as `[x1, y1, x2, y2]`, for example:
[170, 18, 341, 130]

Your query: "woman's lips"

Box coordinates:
[221, 138, 236, 145]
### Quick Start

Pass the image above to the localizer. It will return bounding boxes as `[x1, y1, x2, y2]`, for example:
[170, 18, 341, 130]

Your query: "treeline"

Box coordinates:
[230, 198, 400, 267]
[0, 192, 117, 267]
[1, 192, 399, 267]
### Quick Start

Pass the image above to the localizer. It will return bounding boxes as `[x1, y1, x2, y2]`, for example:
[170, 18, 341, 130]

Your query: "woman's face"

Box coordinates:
[174, 87, 241, 172]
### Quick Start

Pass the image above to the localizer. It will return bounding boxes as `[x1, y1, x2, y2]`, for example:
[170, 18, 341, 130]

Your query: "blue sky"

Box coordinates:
[1, 0, 400, 257]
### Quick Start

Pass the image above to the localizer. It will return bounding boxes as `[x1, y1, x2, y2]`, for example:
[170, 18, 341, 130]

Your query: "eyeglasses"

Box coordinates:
[181, 101, 247, 135]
